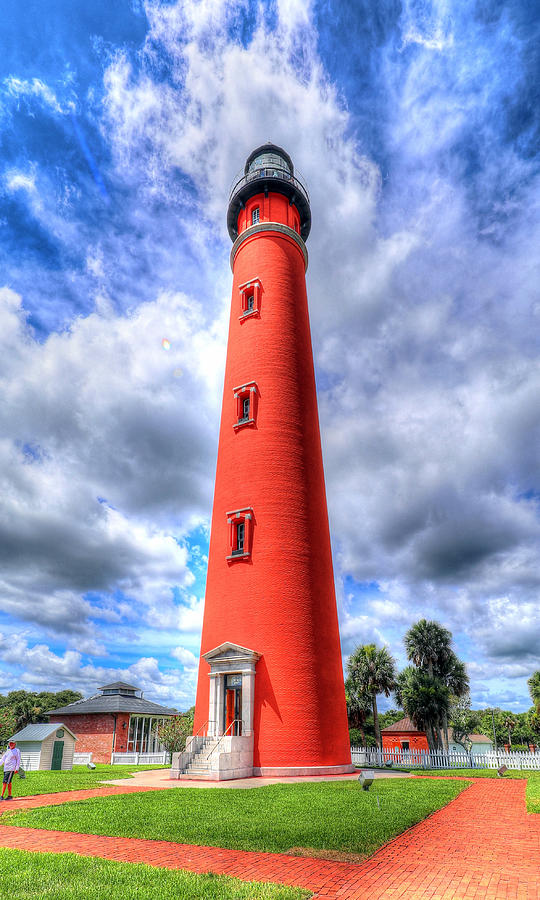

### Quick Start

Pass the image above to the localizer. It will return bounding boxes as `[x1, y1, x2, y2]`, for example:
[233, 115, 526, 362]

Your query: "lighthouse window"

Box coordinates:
[239, 278, 262, 319]
[251, 207, 260, 225]
[235, 522, 245, 553]
[233, 382, 257, 430]
[226, 507, 253, 560]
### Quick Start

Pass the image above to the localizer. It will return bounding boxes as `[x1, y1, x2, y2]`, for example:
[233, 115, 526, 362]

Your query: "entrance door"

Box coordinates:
[51, 741, 64, 770]
[223, 674, 242, 735]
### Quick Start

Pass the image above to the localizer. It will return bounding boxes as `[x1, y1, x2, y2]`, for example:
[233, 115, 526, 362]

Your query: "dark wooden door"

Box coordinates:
[51, 741, 64, 770]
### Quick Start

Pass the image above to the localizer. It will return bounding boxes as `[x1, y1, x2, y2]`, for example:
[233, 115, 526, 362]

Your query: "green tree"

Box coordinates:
[404, 620, 452, 679]
[439, 656, 469, 749]
[0, 707, 16, 747]
[449, 694, 479, 751]
[395, 666, 449, 751]
[478, 708, 506, 748]
[528, 672, 540, 711]
[347, 644, 397, 749]
[9, 693, 42, 730]
[378, 709, 405, 730]
[344, 677, 372, 746]
[404, 619, 465, 749]
[154, 708, 194, 753]
[503, 715, 517, 747]
[514, 711, 535, 747]
[528, 709, 540, 746]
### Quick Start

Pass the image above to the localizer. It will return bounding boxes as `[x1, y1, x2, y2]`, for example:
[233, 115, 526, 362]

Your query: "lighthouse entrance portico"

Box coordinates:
[203, 642, 260, 738]
[171, 642, 260, 780]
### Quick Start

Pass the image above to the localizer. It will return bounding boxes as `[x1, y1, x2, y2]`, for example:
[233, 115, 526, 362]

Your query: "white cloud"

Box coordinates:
[2, 77, 74, 115]
[5, 168, 37, 194]
[0, 286, 224, 639]
[1, 0, 539, 710]
[170, 646, 199, 668]
[0, 633, 191, 707]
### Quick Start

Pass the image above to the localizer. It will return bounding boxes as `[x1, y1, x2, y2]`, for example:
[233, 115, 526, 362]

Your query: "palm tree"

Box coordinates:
[347, 644, 397, 749]
[528, 672, 540, 712]
[439, 655, 469, 750]
[344, 677, 372, 745]
[395, 667, 449, 751]
[503, 715, 517, 748]
[404, 619, 455, 748]
[404, 620, 452, 678]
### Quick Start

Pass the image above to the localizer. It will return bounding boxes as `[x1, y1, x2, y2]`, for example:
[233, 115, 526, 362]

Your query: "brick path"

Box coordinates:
[0, 779, 539, 898]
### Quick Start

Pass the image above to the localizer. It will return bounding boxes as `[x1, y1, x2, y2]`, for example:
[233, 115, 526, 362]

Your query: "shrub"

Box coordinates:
[154, 711, 194, 753]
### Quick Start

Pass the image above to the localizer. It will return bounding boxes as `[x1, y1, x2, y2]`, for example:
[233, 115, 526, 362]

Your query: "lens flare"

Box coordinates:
[162, 339, 171, 350]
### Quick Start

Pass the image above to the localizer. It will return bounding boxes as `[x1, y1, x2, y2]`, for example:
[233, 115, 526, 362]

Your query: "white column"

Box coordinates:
[242, 670, 255, 736]
[215, 675, 225, 735]
[208, 675, 217, 736]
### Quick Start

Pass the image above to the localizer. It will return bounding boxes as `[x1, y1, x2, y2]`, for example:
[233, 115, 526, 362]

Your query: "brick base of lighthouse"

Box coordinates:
[174, 642, 354, 780]
[254, 765, 355, 777]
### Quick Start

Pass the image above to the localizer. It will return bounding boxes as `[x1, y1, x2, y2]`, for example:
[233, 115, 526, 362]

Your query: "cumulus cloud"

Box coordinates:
[0, 0, 538, 708]
[0, 633, 191, 707]
[0, 285, 224, 639]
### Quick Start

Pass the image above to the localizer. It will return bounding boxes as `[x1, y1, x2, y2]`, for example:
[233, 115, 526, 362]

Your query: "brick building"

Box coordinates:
[382, 717, 430, 752]
[47, 681, 177, 764]
[382, 717, 494, 755]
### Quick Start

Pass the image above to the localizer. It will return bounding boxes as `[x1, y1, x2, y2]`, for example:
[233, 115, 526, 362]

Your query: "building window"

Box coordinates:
[233, 382, 258, 430]
[238, 278, 262, 319]
[127, 716, 167, 754]
[234, 522, 245, 554]
[401, 741, 410, 751]
[226, 507, 254, 560]
[251, 207, 260, 225]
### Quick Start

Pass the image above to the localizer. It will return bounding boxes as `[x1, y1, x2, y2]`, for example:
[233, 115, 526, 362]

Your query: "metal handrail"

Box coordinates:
[206, 720, 244, 759]
[191, 720, 216, 741]
[229, 166, 310, 205]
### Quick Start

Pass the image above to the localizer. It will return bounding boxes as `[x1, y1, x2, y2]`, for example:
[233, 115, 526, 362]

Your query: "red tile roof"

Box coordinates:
[382, 717, 419, 733]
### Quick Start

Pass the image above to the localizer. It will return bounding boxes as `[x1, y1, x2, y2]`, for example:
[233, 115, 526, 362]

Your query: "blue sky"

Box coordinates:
[0, 0, 538, 713]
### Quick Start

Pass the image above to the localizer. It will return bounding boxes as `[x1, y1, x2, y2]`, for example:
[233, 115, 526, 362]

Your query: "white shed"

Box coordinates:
[448, 730, 494, 755]
[9, 723, 77, 771]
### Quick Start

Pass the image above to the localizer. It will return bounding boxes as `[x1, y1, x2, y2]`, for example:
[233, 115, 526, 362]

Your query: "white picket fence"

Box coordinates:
[73, 752, 93, 765]
[110, 751, 170, 765]
[351, 746, 540, 770]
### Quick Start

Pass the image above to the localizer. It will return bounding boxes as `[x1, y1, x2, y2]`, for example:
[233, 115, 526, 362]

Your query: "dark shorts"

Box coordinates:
[2, 771, 14, 784]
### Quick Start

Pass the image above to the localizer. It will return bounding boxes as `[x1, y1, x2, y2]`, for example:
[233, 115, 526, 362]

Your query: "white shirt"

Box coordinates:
[0, 748, 21, 771]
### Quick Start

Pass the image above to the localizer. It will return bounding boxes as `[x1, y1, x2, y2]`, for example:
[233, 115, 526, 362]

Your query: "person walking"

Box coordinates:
[0, 740, 21, 801]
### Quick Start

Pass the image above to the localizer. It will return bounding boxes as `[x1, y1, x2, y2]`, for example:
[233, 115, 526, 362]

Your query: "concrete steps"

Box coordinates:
[181, 739, 219, 778]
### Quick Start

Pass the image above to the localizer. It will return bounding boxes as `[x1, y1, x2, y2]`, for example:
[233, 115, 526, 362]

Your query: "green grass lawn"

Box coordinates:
[7, 778, 467, 858]
[413, 769, 540, 813]
[0, 849, 309, 900]
[4, 764, 166, 797]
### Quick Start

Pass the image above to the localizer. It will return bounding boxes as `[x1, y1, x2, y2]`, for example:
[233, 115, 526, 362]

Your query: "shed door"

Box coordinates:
[51, 741, 64, 770]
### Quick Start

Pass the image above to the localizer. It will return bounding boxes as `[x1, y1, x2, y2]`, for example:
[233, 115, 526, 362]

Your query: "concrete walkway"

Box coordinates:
[0, 778, 539, 898]
[101, 767, 412, 789]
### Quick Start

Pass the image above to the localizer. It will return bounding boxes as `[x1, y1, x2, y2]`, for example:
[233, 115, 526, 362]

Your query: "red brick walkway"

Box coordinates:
[0, 779, 539, 898]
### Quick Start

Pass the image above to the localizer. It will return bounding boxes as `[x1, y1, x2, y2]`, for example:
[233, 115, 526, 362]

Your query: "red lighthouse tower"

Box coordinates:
[191, 145, 353, 778]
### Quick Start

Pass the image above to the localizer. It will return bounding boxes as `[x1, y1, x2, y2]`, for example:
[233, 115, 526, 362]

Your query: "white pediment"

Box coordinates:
[203, 642, 261, 663]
